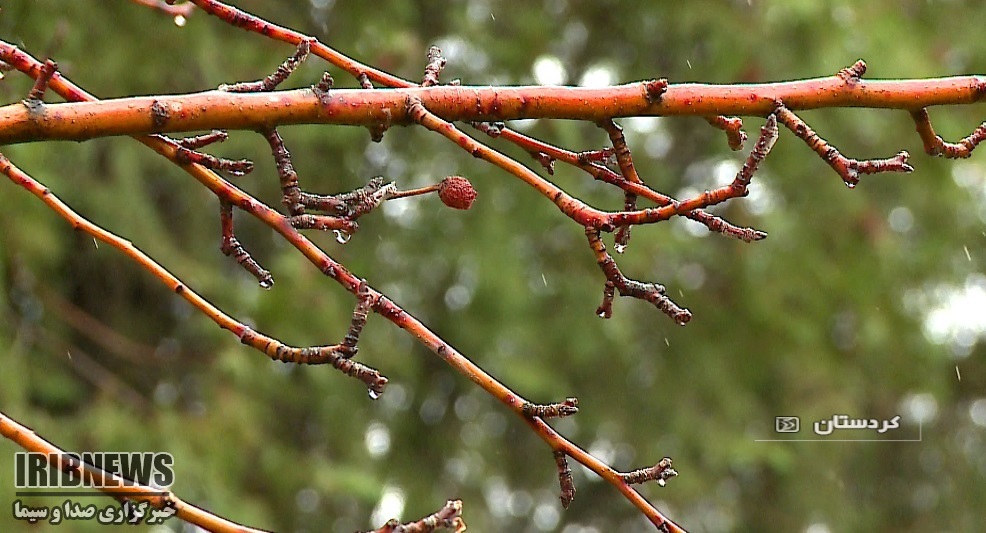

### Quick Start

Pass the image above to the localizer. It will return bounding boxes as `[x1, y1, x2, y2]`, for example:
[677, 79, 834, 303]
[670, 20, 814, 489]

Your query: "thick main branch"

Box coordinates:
[0, 71, 984, 144]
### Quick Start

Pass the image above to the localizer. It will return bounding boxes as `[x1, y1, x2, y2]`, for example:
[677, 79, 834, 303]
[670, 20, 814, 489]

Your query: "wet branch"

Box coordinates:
[5, 3, 986, 532]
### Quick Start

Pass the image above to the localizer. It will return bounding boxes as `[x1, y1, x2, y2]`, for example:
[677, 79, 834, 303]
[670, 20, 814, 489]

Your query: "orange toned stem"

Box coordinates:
[386, 184, 440, 200]
[188, 0, 986, 116]
[0, 409, 267, 533]
[26, 59, 58, 101]
[3, 74, 986, 144]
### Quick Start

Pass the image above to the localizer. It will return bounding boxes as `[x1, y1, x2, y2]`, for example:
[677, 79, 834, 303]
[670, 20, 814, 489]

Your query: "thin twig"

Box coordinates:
[554, 451, 576, 509]
[220, 200, 273, 288]
[586, 228, 691, 325]
[220, 38, 313, 93]
[599, 119, 642, 253]
[490, 128, 767, 242]
[911, 107, 986, 158]
[26, 59, 57, 101]
[773, 102, 912, 188]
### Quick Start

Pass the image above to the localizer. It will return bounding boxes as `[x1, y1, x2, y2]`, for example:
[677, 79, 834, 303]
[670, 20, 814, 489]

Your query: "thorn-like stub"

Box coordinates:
[522, 397, 579, 419]
[623, 456, 678, 486]
[316, 71, 334, 91]
[838, 59, 867, 83]
[644, 78, 670, 104]
[150, 100, 171, 130]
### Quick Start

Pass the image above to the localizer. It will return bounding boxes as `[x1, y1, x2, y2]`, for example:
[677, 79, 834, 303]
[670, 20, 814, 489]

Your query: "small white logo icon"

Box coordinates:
[775, 416, 800, 433]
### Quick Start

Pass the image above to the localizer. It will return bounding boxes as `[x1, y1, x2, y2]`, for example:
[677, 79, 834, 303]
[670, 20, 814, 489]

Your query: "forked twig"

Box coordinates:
[911, 107, 986, 158]
[586, 227, 691, 325]
[774, 100, 913, 188]
[488, 127, 767, 243]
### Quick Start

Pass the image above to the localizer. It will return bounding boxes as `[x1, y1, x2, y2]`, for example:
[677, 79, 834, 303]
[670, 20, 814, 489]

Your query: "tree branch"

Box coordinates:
[2, 74, 985, 144]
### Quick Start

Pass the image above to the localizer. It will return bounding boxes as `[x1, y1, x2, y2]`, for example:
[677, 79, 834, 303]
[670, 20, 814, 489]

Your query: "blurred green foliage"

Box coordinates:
[2, 1, 986, 531]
